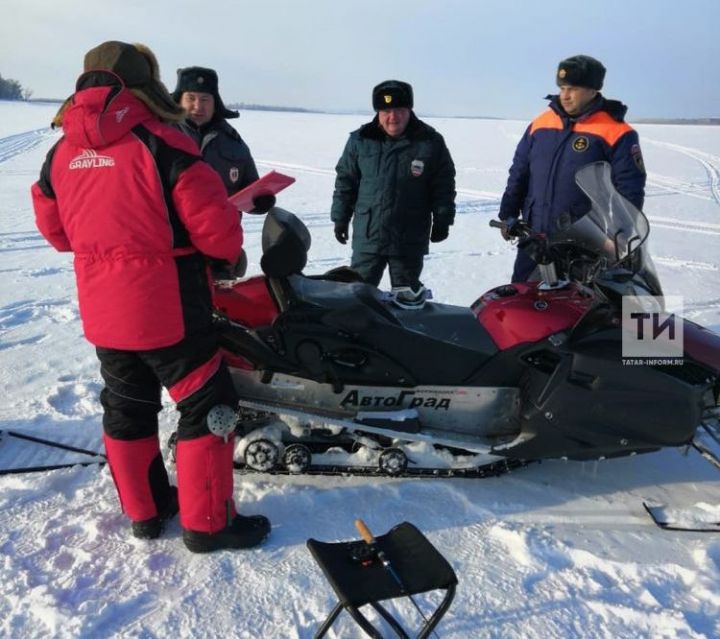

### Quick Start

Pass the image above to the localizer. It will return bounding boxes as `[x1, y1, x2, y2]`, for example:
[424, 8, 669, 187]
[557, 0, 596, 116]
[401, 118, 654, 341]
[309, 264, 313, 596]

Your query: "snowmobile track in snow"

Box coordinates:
[645, 138, 720, 206]
[649, 216, 720, 237]
[0, 128, 52, 164]
[256, 158, 501, 207]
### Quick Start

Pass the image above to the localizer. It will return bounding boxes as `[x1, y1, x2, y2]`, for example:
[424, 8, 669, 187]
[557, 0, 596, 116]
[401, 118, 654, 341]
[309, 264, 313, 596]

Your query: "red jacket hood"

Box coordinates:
[62, 86, 154, 149]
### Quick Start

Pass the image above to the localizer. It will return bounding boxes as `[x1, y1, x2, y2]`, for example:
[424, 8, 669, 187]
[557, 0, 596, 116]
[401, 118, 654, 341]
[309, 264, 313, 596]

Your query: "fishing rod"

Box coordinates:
[355, 518, 440, 639]
[0, 430, 105, 475]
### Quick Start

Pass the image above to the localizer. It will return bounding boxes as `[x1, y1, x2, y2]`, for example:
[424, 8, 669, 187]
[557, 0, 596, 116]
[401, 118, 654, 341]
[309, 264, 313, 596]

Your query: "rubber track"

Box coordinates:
[234, 457, 533, 479]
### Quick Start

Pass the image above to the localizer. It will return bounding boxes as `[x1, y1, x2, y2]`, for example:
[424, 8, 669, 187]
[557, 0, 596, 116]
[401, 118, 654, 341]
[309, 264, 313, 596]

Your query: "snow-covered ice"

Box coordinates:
[1, 100, 719, 638]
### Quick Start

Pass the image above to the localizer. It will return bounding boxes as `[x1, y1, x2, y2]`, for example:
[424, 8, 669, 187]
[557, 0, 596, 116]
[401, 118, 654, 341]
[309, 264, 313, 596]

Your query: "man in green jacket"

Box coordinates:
[331, 80, 456, 300]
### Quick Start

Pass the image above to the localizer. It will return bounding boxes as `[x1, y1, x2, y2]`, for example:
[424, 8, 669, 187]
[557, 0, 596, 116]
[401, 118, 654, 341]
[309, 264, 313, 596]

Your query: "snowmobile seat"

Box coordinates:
[288, 276, 400, 324]
[260, 207, 311, 279]
[307, 265, 367, 284]
[308, 521, 457, 639]
[257, 209, 498, 381]
[258, 208, 312, 312]
[259, 209, 369, 312]
[280, 275, 499, 383]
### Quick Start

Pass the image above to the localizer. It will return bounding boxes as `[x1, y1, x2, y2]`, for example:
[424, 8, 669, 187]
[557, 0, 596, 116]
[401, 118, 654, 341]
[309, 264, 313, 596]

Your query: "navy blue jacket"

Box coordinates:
[499, 94, 646, 235]
[179, 119, 258, 196]
[331, 113, 456, 257]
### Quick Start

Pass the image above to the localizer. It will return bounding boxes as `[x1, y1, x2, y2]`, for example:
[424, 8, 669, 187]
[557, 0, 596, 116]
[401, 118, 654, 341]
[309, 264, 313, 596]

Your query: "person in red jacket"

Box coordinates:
[31, 41, 270, 553]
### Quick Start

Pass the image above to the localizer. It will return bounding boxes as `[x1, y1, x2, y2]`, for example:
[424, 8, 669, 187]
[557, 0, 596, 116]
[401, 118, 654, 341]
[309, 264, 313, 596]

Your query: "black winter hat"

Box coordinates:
[372, 80, 413, 111]
[172, 66, 239, 120]
[556, 55, 606, 90]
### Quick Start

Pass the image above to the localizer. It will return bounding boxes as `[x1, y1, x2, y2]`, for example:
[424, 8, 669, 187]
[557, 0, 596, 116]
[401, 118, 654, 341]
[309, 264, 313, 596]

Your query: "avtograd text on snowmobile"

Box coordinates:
[209, 162, 720, 477]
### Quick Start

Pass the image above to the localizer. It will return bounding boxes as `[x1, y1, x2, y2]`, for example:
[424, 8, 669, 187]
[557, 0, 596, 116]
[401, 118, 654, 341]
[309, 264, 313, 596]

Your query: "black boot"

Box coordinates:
[183, 514, 271, 553]
[131, 486, 179, 540]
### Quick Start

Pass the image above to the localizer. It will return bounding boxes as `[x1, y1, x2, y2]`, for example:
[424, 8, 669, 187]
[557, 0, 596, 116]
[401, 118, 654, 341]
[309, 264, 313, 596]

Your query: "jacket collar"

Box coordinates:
[546, 93, 628, 123]
[358, 112, 432, 141]
[184, 117, 241, 140]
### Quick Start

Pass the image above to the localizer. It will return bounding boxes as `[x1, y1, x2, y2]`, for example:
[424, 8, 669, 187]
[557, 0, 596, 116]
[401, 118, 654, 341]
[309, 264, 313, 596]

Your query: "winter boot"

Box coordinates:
[131, 486, 179, 540]
[176, 433, 271, 553]
[103, 434, 177, 539]
[391, 285, 430, 310]
[183, 514, 271, 553]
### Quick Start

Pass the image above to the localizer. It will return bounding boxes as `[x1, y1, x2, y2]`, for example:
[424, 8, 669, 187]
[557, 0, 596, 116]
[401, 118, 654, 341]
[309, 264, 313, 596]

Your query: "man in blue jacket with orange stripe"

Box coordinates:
[498, 54, 646, 281]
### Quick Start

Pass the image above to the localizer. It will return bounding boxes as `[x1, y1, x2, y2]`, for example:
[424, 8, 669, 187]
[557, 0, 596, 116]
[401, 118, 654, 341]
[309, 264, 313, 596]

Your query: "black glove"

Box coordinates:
[500, 217, 516, 241]
[208, 249, 247, 280]
[430, 221, 449, 243]
[208, 258, 232, 280]
[250, 194, 276, 214]
[232, 248, 248, 278]
[334, 220, 349, 244]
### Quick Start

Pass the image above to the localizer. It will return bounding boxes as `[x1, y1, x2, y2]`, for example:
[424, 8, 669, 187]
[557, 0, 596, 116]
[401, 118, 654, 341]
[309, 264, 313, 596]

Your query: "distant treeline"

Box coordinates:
[0, 73, 31, 100]
[634, 118, 720, 125]
[7, 87, 720, 123]
[227, 102, 316, 114]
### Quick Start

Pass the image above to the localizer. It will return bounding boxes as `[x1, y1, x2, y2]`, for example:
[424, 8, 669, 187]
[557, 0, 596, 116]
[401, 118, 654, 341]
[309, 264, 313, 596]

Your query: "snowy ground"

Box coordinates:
[1, 100, 719, 638]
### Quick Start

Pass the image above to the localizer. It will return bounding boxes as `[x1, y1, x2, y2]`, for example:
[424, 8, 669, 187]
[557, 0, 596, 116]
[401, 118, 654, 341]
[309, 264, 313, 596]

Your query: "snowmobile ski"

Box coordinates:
[691, 422, 720, 470]
[643, 501, 720, 533]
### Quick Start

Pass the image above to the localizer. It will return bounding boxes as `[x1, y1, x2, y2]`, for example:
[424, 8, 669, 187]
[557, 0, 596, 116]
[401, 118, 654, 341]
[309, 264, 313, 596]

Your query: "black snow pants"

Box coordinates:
[96, 329, 237, 442]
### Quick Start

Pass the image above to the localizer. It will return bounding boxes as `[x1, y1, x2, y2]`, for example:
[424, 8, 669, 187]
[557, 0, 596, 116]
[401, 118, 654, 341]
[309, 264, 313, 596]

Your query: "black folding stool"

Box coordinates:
[307, 521, 458, 639]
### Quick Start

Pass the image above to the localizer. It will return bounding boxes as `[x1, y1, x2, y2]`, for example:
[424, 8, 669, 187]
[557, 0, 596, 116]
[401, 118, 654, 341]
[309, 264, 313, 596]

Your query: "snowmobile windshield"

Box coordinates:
[549, 161, 661, 294]
[553, 161, 649, 266]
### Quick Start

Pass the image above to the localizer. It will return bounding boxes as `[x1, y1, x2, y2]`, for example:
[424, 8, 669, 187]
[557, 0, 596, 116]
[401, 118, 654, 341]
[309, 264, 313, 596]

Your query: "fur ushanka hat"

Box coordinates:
[53, 40, 185, 127]
[556, 55, 606, 90]
[372, 80, 414, 111]
[172, 66, 239, 120]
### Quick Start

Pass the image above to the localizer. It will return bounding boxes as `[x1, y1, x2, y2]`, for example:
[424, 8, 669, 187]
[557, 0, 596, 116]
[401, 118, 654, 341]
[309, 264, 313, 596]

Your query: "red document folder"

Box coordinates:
[228, 170, 296, 212]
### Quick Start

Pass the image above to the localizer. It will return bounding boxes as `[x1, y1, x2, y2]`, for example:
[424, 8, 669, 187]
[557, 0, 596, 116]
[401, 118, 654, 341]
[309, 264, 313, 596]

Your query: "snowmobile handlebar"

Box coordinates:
[491, 219, 558, 272]
[489, 218, 533, 239]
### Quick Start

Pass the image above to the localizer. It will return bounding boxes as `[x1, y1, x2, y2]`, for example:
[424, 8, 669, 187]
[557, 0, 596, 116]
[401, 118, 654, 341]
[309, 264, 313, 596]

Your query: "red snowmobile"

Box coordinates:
[211, 162, 720, 479]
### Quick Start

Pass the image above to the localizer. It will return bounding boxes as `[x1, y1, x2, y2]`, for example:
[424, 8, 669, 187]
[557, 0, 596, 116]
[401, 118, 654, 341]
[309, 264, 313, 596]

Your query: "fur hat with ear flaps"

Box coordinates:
[372, 80, 414, 111]
[52, 41, 185, 128]
[172, 66, 239, 120]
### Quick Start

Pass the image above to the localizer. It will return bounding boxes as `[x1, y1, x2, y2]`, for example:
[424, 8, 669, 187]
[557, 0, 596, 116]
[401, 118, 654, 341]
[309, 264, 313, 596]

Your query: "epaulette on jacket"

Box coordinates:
[216, 119, 244, 142]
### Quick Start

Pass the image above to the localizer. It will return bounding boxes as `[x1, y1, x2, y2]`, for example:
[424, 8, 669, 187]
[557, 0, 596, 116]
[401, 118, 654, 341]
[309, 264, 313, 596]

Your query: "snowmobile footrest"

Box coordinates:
[356, 415, 422, 434]
[308, 521, 457, 638]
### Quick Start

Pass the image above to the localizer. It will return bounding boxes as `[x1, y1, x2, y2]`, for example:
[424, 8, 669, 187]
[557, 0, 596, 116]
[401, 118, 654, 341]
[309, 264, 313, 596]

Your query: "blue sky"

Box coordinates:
[2, 0, 718, 119]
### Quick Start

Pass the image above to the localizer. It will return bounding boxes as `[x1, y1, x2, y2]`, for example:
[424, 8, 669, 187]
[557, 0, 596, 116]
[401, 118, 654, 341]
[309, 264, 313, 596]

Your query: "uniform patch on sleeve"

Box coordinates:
[631, 144, 646, 174]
